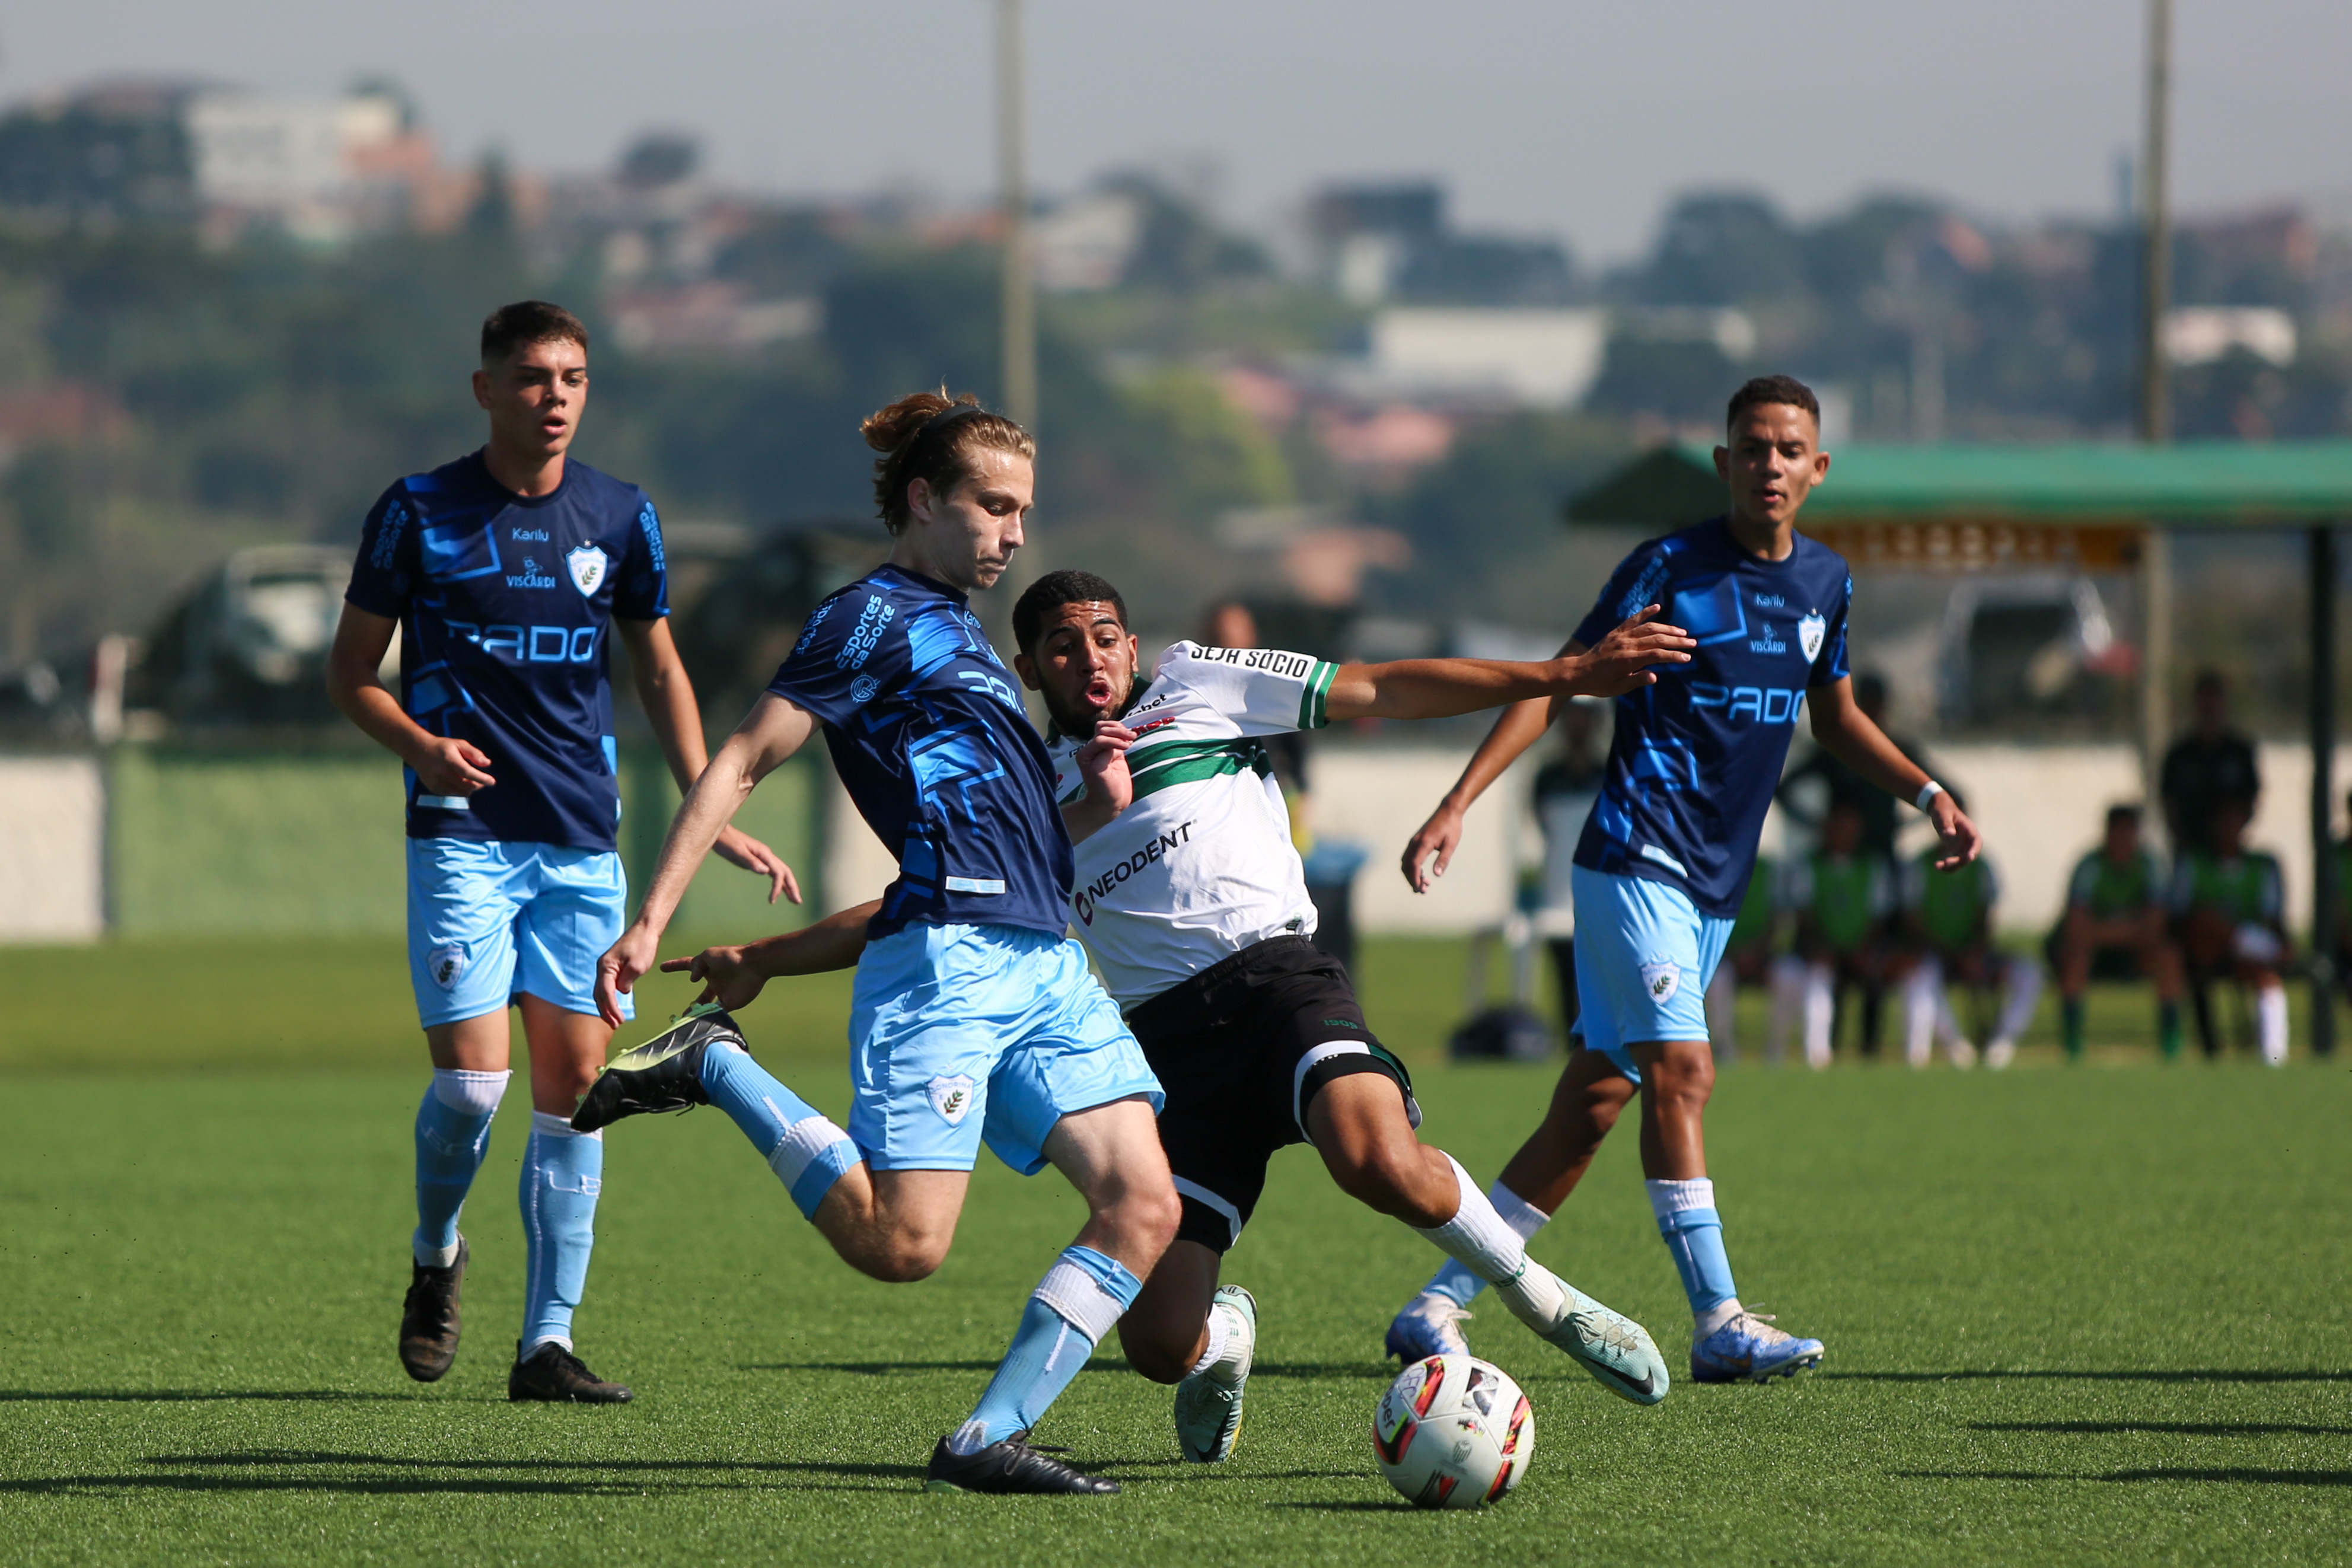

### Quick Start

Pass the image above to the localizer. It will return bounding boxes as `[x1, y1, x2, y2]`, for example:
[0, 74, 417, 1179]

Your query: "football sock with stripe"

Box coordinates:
[2158, 1000, 2183, 1059]
[2061, 997, 2086, 1059]
[699, 1039, 861, 1219]
[1647, 1177, 1742, 1335]
[412, 1068, 509, 1267]
[1414, 1155, 1576, 1331]
[1424, 1178, 1549, 1308]
[518, 1111, 602, 1353]
[952, 1245, 1143, 1452]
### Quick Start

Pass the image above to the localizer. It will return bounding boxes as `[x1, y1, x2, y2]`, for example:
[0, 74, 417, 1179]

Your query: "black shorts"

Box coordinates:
[1124, 935, 1419, 1255]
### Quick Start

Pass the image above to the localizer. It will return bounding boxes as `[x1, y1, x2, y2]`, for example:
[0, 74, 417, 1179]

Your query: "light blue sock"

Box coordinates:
[520, 1111, 603, 1351]
[702, 1040, 860, 1219]
[953, 1245, 1143, 1452]
[412, 1069, 508, 1266]
[1647, 1177, 1738, 1321]
[1422, 1179, 1548, 1307]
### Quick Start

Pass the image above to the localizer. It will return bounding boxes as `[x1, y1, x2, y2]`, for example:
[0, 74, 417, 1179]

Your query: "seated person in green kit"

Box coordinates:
[2048, 804, 2182, 1060]
[1770, 798, 1892, 1069]
[2170, 796, 2289, 1066]
[1892, 826, 2041, 1070]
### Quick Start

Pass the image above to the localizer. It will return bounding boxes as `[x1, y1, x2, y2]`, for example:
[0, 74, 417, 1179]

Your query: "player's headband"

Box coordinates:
[903, 402, 996, 469]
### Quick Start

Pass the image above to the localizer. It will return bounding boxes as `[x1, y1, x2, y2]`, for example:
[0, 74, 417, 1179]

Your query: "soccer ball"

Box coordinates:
[1372, 1353, 1534, 1509]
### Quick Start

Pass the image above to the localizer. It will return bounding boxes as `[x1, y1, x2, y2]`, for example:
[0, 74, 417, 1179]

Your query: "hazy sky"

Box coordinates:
[7, 1, 2345, 261]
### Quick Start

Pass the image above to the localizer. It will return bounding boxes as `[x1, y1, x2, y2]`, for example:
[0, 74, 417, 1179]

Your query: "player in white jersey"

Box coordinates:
[659, 569, 1697, 1462]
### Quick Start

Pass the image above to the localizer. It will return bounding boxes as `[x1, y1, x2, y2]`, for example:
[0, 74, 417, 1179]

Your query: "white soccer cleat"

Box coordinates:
[1949, 1038, 1981, 1070]
[1174, 1285, 1255, 1464]
[1982, 1039, 2014, 1071]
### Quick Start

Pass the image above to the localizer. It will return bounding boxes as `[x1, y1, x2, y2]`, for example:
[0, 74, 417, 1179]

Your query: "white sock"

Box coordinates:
[1994, 956, 2044, 1047]
[1802, 963, 1835, 1067]
[1489, 1181, 1550, 1242]
[1187, 1306, 1231, 1378]
[2257, 983, 2288, 1066]
[1902, 961, 1940, 1069]
[431, 1067, 510, 1117]
[1413, 1154, 1569, 1331]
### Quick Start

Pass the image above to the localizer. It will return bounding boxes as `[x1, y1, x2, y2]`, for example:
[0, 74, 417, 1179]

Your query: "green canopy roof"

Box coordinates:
[1567, 439, 2352, 528]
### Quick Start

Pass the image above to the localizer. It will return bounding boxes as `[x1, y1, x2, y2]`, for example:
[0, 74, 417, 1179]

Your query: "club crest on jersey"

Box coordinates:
[928, 1075, 977, 1124]
[1798, 612, 1827, 662]
[565, 544, 609, 598]
[428, 942, 467, 990]
[1639, 961, 1681, 1004]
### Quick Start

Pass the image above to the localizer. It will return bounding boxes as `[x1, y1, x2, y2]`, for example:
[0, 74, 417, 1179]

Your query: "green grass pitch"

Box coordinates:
[1, 936, 2347, 1565]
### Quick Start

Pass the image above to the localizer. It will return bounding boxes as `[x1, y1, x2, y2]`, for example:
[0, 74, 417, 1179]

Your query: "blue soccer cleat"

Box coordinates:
[1690, 1311, 1824, 1384]
[1385, 1290, 1473, 1363]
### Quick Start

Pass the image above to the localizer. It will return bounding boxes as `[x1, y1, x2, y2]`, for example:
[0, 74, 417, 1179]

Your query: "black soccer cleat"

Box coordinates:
[508, 1340, 633, 1404]
[398, 1236, 467, 1382]
[924, 1430, 1120, 1495]
[570, 1002, 746, 1133]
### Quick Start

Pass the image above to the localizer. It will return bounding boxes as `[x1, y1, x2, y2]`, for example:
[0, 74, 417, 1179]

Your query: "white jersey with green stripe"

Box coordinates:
[1047, 640, 1338, 1008]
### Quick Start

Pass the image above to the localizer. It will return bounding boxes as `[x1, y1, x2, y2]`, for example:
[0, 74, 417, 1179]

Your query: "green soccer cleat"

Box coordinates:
[1173, 1285, 1256, 1463]
[1537, 1285, 1671, 1407]
[571, 1002, 742, 1133]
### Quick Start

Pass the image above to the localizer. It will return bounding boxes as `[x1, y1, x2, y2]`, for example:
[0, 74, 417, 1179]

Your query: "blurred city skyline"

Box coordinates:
[5, 0, 2348, 260]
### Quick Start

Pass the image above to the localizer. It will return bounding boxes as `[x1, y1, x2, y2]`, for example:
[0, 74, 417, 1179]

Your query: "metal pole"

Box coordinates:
[2137, 0, 2173, 826]
[997, 0, 1037, 432]
[2139, 0, 2171, 446]
[2310, 524, 2339, 1057]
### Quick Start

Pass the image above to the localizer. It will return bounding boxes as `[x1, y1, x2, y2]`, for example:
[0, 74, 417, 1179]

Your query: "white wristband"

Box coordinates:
[1915, 780, 1945, 812]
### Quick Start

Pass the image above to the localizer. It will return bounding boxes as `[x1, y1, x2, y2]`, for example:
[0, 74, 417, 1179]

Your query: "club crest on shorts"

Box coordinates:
[428, 941, 467, 990]
[1639, 961, 1681, 1004]
[1798, 612, 1827, 662]
[565, 544, 609, 598]
[928, 1074, 977, 1124]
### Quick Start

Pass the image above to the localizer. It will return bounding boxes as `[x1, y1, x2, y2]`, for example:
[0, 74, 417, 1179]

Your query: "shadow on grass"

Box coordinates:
[1824, 1369, 2352, 1385]
[0, 1448, 929, 1498]
[1898, 1468, 2352, 1487]
[0, 1390, 417, 1404]
[143, 1451, 924, 1478]
[1974, 1421, 2352, 1437]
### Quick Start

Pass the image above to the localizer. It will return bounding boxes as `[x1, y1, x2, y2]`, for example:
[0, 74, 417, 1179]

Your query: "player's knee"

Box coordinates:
[1119, 1180, 1183, 1259]
[1117, 1318, 1197, 1385]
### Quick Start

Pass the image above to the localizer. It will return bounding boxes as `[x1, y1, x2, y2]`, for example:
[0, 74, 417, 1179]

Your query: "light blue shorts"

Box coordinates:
[1570, 864, 1735, 1085]
[848, 923, 1163, 1175]
[406, 838, 631, 1028]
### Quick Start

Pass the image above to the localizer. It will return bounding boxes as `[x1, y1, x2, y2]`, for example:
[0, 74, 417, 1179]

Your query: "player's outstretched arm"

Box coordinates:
[1327, 608, 1691, 727]
[1806, 675, 1982, 871]
[596, 692, 817, 1026]
[658, 898, 883, 1011]
[619, 616, 801, 907]
[324, 604, 496, 796]
[1060, 720, 1136, 844]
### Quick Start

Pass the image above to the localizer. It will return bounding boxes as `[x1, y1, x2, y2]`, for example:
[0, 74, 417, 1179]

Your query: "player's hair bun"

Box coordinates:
[862, 390, 1035, 535]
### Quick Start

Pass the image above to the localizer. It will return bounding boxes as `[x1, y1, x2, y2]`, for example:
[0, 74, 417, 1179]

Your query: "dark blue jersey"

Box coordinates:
[345, 451, 669, 852]
[1570, 517, 1853, 917]
[766, 565, 1072, 941]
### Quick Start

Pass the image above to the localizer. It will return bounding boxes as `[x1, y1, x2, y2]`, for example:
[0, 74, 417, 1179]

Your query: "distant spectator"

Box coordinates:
[2169, 796, 2287, 1066]
[1776, 671, 1936, 866]
[2160, 670, 2260, 855]
[1704, 848, 1786, 1066]
[1771, 798, 1894, 1069]
[2049, 804, 2183, 1060]
[1202, 599, 1311, 807]
[1892, 827, 2042, 1071]
[1532, 702, 1605, 1034]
